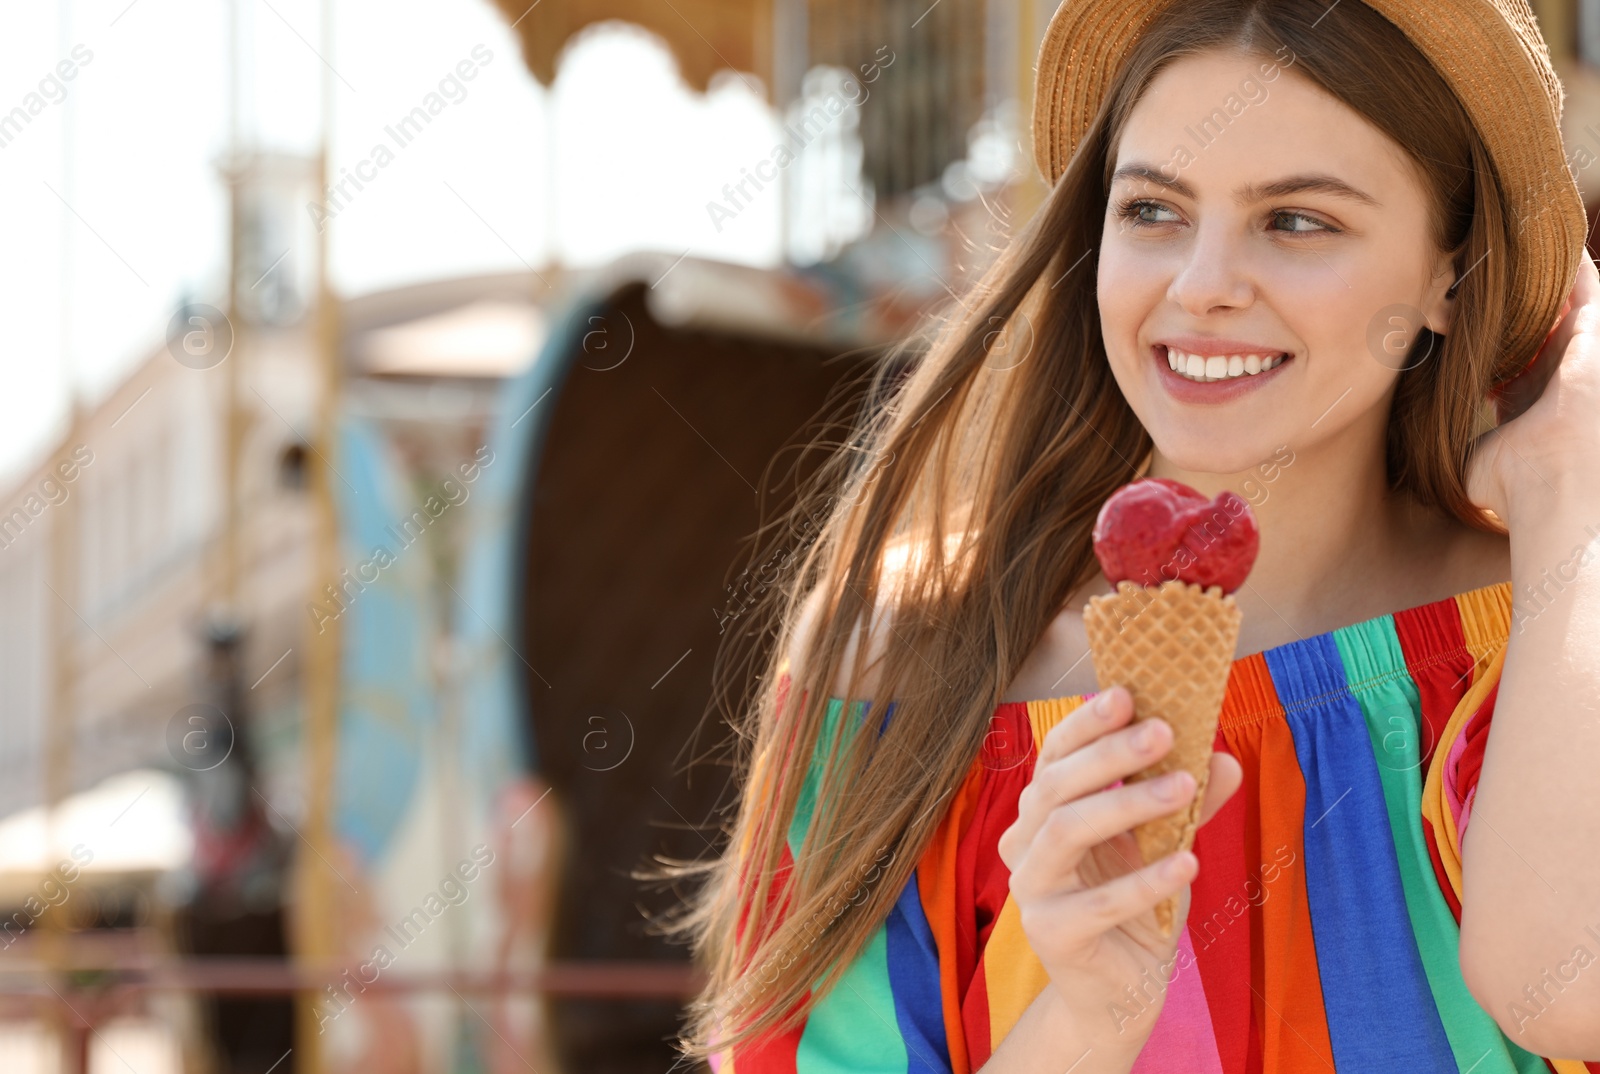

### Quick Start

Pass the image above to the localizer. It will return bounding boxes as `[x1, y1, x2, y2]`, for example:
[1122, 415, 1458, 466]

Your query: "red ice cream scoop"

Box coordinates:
[1091, 477, 1259, 594]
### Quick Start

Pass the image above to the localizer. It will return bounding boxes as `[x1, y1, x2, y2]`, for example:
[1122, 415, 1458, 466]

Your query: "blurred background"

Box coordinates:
[2, 0, 1600, 1071]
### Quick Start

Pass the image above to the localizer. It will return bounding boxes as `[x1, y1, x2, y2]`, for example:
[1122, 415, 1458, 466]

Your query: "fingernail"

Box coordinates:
[1136, 722, 1161, 749]
[1154, 772, 1189, 800]
[1165, 852, 1193, 878]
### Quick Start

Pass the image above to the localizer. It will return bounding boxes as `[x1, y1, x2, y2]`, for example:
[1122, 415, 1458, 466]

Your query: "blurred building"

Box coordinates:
[0, 221, 548, 822]
[1548, 0, 1600, 228]
[0, 148, 558, 1072]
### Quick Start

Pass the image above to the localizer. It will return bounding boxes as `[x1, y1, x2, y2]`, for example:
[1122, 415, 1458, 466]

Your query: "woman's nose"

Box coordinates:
[1166, 224, 1256, 316]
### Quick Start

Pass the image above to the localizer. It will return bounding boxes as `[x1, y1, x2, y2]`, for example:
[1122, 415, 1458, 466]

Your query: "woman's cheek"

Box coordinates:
[1096, 246, 1156, 368]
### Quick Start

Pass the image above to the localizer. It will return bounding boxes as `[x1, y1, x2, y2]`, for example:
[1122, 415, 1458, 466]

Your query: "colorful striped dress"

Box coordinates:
[712, 579, 1600, 1073]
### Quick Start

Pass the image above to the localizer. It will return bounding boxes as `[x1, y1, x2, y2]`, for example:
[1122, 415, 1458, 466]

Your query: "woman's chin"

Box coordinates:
[1146, 435, 1280, 478]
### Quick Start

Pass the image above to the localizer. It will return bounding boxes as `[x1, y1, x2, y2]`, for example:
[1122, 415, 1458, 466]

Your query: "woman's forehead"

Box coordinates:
[1113, 48, 1420, 207]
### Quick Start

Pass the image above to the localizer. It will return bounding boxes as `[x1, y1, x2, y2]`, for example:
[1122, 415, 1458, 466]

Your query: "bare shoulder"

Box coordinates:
[787, 585, 897, 700]
[791, 570, 1117, 705]
[1400, 505, 1512, 602]
[1440, 519, 1512, 593]
[998, 571, 1109, 704]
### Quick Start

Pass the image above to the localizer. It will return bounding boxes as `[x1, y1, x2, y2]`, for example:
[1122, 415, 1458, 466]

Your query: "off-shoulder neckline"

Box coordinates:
[807, 578, 1513, 710]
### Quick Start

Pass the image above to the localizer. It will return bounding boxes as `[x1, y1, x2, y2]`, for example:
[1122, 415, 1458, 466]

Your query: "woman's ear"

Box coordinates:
[1424, 243, 1465, 335]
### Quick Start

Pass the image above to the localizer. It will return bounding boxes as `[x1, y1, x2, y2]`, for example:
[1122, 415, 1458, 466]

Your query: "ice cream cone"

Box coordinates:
[1081, 578, 1242, 936]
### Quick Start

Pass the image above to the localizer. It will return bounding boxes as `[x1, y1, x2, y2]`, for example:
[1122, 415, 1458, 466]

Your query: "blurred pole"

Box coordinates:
[293, 0, 342, 1068]
[46, 0, 80, 1070]
[190, 3, 247, 1070]
[1012, 0, 1044, 224]
[45, 422, 84, 1074]
[772, 0, 806, 261]
[220, 0, 244, 621]
[1528, 0, 1571, 63]
[45, 361, 84, 1069]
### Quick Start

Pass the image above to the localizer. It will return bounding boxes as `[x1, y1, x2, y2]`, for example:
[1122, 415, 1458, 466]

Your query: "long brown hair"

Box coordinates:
[656, 0, 1519, 1060]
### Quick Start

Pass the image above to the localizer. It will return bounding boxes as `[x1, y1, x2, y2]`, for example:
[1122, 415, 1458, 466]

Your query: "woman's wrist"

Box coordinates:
[979, 983, 1150, 1073]
[1500, 450, 1600, 528]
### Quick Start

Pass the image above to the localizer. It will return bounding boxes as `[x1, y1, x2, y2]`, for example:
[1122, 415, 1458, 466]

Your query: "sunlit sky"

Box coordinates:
[0, 0, 787, 484]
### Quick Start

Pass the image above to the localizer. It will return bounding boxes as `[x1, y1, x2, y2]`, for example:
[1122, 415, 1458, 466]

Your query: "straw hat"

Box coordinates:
[1030, 0, 1589, 388]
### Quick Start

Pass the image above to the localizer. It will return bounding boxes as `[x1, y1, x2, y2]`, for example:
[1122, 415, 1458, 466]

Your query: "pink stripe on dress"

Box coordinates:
[1459, 785, 1478, 839]
[1132, 925, 1225, 1073]
[1441, 725, 1472, 835]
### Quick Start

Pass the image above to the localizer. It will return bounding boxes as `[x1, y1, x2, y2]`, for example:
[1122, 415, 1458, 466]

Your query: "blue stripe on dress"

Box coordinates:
[1266, 633, 1457, 1070]
[885, 867, 954, 1073]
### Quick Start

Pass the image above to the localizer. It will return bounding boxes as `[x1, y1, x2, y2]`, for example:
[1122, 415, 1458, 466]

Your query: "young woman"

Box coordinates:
[661, 0, 1600, 1069]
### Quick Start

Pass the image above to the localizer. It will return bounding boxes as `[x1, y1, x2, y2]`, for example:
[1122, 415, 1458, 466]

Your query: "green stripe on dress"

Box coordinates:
[788, 697, 847, 855]
[1334, 618, 1546, 1074]
[796, 928, 909, 1073]
[788, 698, 910, 1073]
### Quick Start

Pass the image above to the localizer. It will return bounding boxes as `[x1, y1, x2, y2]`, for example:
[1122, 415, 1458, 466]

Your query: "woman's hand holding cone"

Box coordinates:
[997, 683, 1242, 1053]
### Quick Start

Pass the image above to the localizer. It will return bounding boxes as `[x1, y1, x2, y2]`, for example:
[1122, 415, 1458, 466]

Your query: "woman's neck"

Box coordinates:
[1144, 427, 1472, 643]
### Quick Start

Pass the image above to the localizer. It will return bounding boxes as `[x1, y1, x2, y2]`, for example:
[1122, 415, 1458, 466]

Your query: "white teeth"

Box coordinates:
[1164, 346, 1286, 383]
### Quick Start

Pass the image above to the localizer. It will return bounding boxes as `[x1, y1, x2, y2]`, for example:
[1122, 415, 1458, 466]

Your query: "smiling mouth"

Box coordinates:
[1161, 345, 1292, 383]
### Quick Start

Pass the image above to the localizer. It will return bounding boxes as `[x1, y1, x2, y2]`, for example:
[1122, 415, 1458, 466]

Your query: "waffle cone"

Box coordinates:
[1081, 578, 1242, 936]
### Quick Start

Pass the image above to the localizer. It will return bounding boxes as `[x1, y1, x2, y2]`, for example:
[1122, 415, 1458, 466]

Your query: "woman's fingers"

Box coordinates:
[1020, 848, 1198, 952]
[1036, 686, 1133, 767]
[1494, 246, 1597, 425]
[1007, 769, 1196, 901]
[1011, 711, 1174, 854]
[1195, 750, 1242, 828]
[1003, 683, 1240, 898]
[1001, 696, 1130, 871]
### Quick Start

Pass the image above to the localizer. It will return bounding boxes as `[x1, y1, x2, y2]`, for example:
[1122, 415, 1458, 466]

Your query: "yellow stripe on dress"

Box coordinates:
[982, 697, 1091, 1045]
[1419, 589, 1512, 907]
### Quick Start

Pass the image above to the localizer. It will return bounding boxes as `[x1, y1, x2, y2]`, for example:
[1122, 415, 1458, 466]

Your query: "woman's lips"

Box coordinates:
[1151, 343, 1293, 404]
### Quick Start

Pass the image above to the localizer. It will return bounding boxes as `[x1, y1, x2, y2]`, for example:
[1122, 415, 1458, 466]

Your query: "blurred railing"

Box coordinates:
[0, 956, 701, 1074]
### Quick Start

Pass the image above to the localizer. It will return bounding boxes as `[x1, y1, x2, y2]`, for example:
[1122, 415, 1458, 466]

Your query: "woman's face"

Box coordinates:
[1096, 46, 1457, 475]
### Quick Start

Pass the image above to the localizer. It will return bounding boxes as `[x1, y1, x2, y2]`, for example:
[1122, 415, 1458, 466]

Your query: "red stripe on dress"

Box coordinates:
[724, 672, 817, 1073]
[971, 705, 1029, 953]
[1454, 682, 1497, 831]
[964, 959, 993, 1072]
[959, 702, 1033, 1067]
[728, 837, 804, 1074]
[1419, 813, 1463, 923]
[733, 1007, 805, 1074]
[1189, 745, 1251, 1074]
[1190, 655, 1271, 1074]
[1391, 599, 1477, 918]
[1390, 598, 1475, 771]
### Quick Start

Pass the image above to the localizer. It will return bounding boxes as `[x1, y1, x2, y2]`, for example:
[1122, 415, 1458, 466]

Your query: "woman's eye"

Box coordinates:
[1117, 199, 1180, 227]
[1270, 210, 1333, 234]
[1113, 200, 1339, 235]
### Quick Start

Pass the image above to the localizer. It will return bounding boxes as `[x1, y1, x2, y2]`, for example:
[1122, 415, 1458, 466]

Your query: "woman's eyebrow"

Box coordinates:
[1110, 163, 1380, 207]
